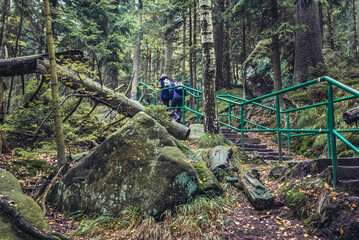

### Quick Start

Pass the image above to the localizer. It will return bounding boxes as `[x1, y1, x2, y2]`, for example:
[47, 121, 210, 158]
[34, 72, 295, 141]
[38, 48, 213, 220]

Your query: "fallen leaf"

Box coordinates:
[340, 228, 344, 235]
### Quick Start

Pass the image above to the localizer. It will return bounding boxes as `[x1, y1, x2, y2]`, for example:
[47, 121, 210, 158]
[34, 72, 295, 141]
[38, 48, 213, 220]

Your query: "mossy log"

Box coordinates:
[238, 168, 274, 210]
[37, 60, 190, 140]
[343, 105, 359, 125]
[0, 50, 83, 77]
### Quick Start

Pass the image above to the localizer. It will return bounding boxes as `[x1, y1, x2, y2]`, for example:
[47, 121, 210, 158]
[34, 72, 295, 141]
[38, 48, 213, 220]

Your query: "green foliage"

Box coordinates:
[197, 133, 231, 149]
[72, 184, 240, 239]
[284, 185, 308, 219]
[144, 105, 171, 127]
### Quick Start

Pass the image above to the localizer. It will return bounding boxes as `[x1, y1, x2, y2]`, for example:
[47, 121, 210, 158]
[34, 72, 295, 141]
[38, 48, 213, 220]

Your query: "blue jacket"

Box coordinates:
[169, 81, 185, 99]
[158, 76, 171, 100]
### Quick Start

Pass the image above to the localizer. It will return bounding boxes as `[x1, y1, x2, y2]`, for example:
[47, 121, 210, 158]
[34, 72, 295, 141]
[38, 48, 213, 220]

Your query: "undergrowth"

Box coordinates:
[71, 183, 240, 239]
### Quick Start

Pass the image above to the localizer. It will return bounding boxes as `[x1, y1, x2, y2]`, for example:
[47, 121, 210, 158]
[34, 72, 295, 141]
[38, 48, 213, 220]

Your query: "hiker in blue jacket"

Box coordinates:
[169, 78, 185, 122]
[158, 74, 172, 107]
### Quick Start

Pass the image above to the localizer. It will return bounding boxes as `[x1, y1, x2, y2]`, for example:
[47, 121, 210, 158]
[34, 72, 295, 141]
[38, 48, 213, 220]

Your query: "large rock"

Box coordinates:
[51, 112, 198, 218]
[0, 169, 52, 240]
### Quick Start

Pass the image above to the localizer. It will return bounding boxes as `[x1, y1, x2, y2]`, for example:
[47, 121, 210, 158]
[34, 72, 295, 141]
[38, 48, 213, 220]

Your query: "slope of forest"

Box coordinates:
[1, 0, 359, 239]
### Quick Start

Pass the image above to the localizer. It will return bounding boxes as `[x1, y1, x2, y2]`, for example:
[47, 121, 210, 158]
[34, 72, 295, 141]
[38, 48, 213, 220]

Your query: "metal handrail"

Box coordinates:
[137, 76, 359, 188]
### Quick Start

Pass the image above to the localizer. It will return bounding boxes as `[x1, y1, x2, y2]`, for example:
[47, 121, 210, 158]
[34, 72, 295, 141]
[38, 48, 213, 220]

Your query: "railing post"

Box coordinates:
[276, 95, 283, 163]
[154, 93, 156, 105]
[326, 105, 331, 158]
[327, 82, 338, 188]
[196, 95, 200, 123]
[228, 96, 232, 126]
[182, 87, 185, 124]
[240, 105, 245, 150]
[286, 113, 291, 156]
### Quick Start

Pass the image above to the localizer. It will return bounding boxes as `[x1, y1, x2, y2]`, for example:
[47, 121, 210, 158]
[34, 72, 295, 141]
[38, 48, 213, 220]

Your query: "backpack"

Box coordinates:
[175, 82, 184, 94]
[163, 78, 170, 87]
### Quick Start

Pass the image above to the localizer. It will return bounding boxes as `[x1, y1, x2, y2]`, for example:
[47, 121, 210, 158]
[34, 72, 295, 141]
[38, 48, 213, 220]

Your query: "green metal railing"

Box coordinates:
[137, 76, 359, 188]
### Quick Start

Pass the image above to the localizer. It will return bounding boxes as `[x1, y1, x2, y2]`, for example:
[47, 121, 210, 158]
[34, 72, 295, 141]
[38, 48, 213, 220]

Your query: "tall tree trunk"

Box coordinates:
[327, 4, 335, 50]
[43, 0, 66, 167]
[165, 15, 174, 78]
[318, 1, 323, 41]
[357, 0, 359, 58]
[223, 0, 231, 88]
[160, 48, 165, 75]
[213, 0, 225, 90]
[353, 0, 358, 58]
[242, 24, 247, 63]
[189, 5, 193, 84]
[193, 2, 198, 85]
[0, 0, 10, 53]
[182, 12, 186, 82]
[199, 0, 219, 134]
[294, 0, 324, 83]
[131, 0, 142, 100]
[270, 0, 282, 94]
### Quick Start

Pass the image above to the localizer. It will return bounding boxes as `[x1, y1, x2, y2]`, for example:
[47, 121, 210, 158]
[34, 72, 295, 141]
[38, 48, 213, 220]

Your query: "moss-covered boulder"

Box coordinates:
[0, 169, 52, 240]
[51, 112, 198, 218]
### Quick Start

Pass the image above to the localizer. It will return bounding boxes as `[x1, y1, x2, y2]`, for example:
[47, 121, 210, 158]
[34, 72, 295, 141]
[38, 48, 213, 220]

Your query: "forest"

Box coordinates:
[1, 0, 359, 239]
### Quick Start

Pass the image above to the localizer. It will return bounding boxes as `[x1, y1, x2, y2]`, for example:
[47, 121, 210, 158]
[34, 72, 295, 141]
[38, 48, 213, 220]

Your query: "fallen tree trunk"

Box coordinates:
[0, 50, 83, 77]
[343, 105, 359, 125]
[37, 60, 190, 140]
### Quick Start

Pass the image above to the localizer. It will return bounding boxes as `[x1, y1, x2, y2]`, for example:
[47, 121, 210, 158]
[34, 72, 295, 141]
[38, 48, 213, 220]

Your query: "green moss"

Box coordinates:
[0, 169, 22, 193]
[193, 163, 223, 195]
[285, 186, 308, 219]
[0, 220, 20, 240]
[8, 192, 51, 231]
[292, 135, 318, 158]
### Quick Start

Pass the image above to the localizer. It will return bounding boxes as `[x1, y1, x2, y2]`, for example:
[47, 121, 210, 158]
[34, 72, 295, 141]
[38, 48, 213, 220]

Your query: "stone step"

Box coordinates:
[234, 138, 261, 145]
[244, 148, 274, 153]
[239, 144, 267, 149]
[263, 152, 285, 156]
[261, 155, 291, 161]
[338, 166, 359, 181]
[311, 157, 359, 174]
[221, 128, 236, 133]
[222, 133, 250, 139]
[339, 180, 359, 196]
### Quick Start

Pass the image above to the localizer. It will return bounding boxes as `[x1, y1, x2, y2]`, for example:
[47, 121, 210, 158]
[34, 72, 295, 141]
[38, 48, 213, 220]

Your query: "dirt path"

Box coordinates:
[213, 193, 324, 240]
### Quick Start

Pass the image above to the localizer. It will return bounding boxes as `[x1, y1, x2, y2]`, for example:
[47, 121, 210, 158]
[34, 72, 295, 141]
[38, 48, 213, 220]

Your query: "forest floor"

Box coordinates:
[0, 132, 326, 240]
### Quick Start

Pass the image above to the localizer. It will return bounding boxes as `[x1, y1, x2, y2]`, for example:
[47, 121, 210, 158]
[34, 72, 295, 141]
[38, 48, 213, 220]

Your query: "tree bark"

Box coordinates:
[189, 5, 193, 84]
[270, 0, 282, 94]
[193, 2, 198, 84]
[357, 0, 359, 58]
[199, 0, 219, 134]
[223, 5, 231, 88]
[327, 4, 335, 50]
[293, 0, 324, 84]
[131, 0, 142, 100]
[0, 50, 83, 77]
[182, 11, 186, 82]
[165, 15, 175, 78]
[44, 0, 66, 168]
[213, 0, 225, 90]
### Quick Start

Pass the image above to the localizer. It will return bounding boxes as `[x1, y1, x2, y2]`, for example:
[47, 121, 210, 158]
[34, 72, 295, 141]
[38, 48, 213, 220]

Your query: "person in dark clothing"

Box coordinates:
[158, 74, 172, 107]
[169, 78, 185, 122]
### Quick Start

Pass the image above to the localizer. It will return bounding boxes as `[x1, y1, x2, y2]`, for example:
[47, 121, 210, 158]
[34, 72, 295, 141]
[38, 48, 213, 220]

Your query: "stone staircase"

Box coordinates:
[311, 157, 359, 194]
[222, 128, 359, 194]
[221, 128, 290, 162]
